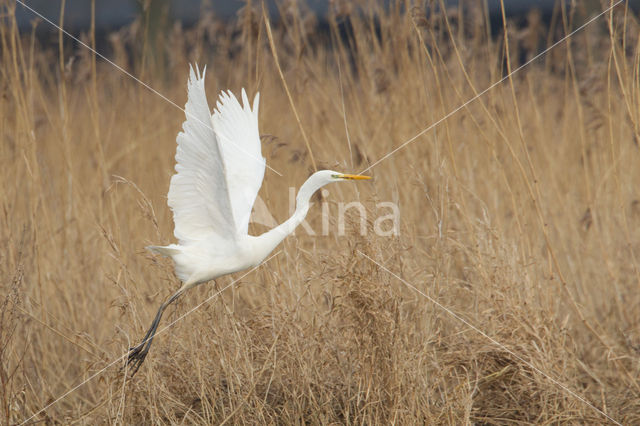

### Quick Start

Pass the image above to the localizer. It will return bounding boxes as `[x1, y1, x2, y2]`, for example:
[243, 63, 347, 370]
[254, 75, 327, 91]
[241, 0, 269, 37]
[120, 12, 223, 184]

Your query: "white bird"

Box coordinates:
[126, 65, 371, 374]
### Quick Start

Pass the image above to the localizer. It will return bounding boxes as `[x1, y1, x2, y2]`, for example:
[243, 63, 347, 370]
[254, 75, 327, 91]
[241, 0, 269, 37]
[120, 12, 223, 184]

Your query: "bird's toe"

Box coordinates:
[125, 344, 149, 376]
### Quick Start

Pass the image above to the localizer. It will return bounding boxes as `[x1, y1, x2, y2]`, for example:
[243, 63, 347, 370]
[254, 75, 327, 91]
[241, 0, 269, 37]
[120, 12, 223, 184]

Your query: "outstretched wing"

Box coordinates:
[212, 89, 265, 236]
[168, 65, 265, 245]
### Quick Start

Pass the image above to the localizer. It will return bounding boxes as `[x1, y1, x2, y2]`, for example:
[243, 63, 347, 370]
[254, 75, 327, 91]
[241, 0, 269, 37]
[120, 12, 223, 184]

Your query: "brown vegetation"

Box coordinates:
[1, 0, 640, 423]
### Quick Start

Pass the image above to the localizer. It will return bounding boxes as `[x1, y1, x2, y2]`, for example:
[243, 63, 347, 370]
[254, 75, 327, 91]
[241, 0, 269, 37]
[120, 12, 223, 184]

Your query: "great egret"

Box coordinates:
[126, 65, 371, 375]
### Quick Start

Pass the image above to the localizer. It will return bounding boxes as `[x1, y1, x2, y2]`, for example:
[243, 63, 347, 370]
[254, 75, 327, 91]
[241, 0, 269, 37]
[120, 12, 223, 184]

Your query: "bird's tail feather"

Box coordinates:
[146, 245, 181, 257]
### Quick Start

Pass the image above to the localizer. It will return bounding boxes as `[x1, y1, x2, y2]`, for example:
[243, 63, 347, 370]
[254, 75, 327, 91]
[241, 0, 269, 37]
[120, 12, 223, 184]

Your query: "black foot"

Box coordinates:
[126, 340, 150, 376]
[124, 290, 183, 377]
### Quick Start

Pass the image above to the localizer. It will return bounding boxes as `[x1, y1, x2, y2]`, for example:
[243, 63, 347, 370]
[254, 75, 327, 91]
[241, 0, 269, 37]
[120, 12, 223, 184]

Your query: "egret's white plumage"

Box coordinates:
[165, 66, 264, 246]
[127, 65, 371, 375]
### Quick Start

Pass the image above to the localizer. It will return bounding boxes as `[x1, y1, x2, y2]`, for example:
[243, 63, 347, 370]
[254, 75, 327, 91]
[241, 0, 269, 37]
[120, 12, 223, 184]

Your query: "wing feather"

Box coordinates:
[212, 88, 266, 236]
[169, 65, 237, 244]
[168, 65, 265, 245]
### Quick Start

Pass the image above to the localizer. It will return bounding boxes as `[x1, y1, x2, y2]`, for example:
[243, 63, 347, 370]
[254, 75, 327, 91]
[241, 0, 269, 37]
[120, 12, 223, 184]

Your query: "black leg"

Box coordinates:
[126, 290, 184, 376]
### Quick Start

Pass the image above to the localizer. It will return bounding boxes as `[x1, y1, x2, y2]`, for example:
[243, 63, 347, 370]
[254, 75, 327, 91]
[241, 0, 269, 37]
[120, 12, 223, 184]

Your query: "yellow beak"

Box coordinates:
[340, 174, 372, 180]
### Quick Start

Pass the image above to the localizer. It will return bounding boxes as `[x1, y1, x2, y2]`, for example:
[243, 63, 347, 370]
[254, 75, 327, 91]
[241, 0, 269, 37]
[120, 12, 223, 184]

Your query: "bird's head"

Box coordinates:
[316, 170, 372, 188]
[297, 170, 372, 205]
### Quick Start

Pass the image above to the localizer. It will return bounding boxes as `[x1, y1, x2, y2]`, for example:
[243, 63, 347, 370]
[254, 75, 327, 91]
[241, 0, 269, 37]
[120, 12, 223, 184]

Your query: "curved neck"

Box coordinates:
[258, 175, 328, 252]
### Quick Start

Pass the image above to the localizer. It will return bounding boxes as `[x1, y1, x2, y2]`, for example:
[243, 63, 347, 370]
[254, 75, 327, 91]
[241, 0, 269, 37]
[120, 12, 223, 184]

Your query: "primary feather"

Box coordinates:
[213, 89, 265, 236]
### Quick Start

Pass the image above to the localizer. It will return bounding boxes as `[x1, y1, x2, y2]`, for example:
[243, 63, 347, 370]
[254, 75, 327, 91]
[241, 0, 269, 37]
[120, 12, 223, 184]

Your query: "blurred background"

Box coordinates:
[16, 0, 639, 33]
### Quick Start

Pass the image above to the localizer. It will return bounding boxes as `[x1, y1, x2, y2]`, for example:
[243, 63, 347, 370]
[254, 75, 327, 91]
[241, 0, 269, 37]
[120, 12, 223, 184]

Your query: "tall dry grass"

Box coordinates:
[1, 0, 640, 423]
